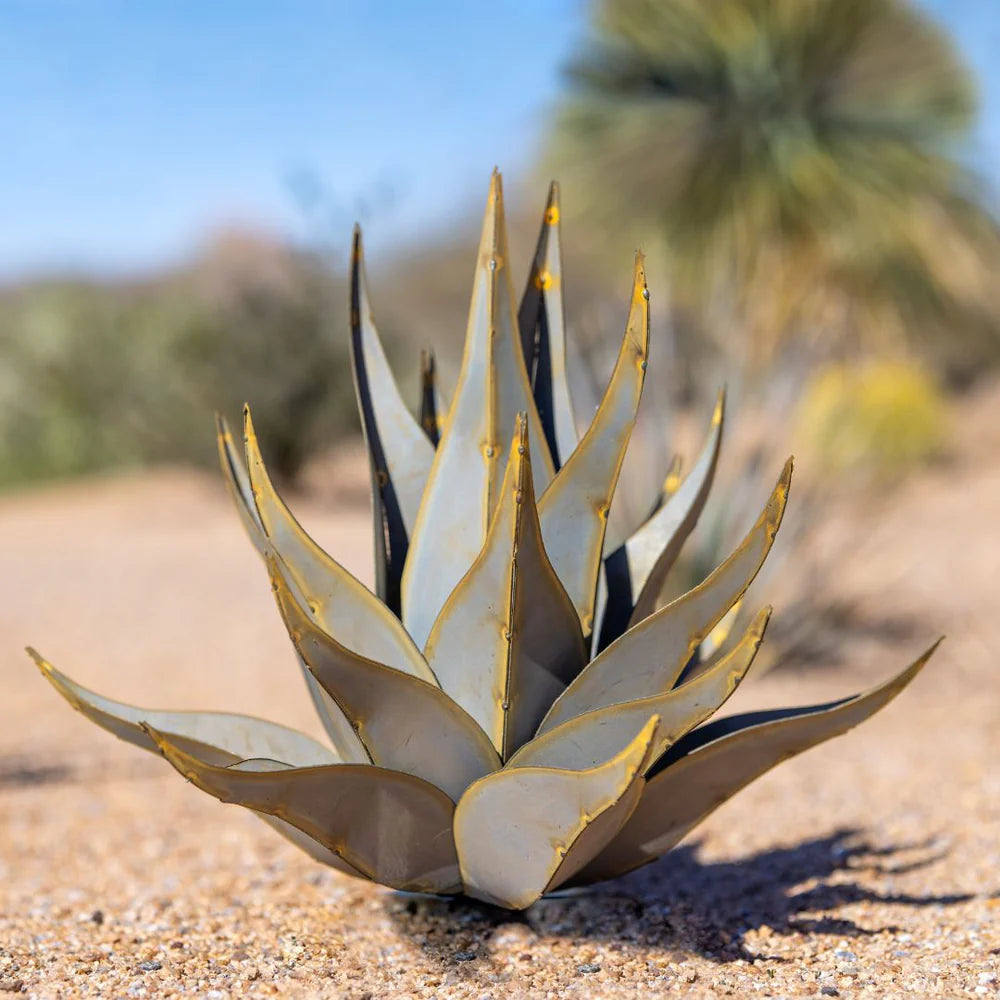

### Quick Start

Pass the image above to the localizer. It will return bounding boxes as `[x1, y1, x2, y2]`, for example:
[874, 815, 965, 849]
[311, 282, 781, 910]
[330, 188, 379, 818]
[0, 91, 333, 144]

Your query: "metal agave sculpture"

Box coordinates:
[31, 173, 937, 910]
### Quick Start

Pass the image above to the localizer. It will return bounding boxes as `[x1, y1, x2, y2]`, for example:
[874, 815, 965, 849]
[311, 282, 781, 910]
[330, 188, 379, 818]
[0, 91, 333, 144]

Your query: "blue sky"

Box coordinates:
[0, 0, 996, 279]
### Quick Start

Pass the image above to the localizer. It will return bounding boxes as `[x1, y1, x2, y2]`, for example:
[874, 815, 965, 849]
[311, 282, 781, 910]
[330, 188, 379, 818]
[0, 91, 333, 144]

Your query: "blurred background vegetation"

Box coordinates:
[1, 0, 997, 519]
[549, 0, 1000, 388]
[0, 231, 354, 487]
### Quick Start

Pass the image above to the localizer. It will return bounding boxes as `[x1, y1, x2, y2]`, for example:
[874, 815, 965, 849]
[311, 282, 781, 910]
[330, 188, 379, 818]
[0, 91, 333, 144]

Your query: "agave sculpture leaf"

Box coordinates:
[32, 171, 938, 910]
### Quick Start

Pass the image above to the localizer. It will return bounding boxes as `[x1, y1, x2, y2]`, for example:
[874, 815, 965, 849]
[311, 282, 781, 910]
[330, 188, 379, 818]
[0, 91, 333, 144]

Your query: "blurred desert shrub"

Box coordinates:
[545, 0, 1000, 389]
[795, 360, 947, 480]
[0, 231, 355, 489]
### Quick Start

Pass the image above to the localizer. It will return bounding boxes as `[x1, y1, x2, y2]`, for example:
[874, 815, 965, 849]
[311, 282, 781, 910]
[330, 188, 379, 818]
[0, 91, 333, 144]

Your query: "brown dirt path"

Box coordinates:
[1, 398, 998, 998]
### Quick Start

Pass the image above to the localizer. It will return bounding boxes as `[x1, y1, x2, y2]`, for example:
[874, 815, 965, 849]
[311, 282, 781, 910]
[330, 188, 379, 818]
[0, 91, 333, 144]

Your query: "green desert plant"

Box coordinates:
[548, 0, 1000, 376]
[31, 175, 937, 910]
[0, 234, 352, 489]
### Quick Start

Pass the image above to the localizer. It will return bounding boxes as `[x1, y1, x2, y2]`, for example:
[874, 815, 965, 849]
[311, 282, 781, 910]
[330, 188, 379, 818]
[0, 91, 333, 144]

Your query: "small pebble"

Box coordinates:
[820, 988, 839, 997]
[454, 951, 476, 962]
[578, 963, 601, 974]
[137, 960, 162, 972]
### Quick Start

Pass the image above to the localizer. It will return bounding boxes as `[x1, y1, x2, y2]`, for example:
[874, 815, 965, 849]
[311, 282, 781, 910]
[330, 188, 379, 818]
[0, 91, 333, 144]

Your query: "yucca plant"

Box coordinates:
[31, 173, 937, 910]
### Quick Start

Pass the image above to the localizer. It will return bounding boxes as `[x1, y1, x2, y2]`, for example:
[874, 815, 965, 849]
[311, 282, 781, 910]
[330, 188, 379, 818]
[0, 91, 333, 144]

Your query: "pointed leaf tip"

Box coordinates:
[349, 244, 435, 610]
[713, 386, 726, 426]
[487, 170, 503, 212]
[536, 255, 650, 632]
[402, 174, 555, 645]
[518, 180, 577, 469]
[26, 646, 48, 672]
[244, 410, 433, 684]
[545, 181, 560, 222]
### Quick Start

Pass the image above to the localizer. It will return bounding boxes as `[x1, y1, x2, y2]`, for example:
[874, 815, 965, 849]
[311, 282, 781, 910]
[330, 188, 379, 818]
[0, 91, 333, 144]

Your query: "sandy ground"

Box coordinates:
[2, 391, 1000, 999]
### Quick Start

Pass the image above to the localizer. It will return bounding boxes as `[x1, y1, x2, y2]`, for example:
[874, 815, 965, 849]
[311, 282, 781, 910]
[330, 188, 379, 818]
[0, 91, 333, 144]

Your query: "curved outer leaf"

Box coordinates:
[596, 391, 725, 652]
[454, 716, 660, 909]
[147, 726, 462, 894]
[573, 641, 940, 885]
[509, 607, 770, 771]
[223, 758, 370, 878]
[537, 253, 650, 635]
[401, 172, 556, 649]
[29, 649, 338, 766]
[419, 348, 445, 447]
[517, 181, 578, 469]
[242, 406, 435, 684]
[538, 459, 791, 734]
[423, 418, 587, 759]
[216, 415, 366, 759]
[272, 564, 500, 800]
[350, 228, 436, 614]
[29, 649, 367, 877]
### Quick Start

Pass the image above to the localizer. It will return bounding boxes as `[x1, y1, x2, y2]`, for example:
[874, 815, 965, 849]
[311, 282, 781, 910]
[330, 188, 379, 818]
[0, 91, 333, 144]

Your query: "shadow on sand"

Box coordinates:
[384, 828, 971, 967]
[0, 756, 73, 790]
[0, 753, 159, 791]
